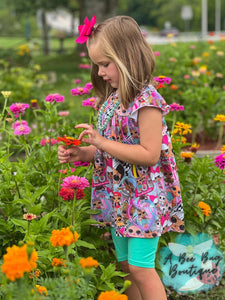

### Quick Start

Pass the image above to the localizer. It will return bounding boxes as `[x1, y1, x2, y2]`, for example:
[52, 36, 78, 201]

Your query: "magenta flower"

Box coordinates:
[214, 154, 225, 170]
[61, 175, 89, 190]
[45, 93, 65, 103]
[79, 52, 87, 57]
[75, 79, 81, 84]
[58, 111, 70, 117]
[12, 120, 28, 129]
[154, 76, 172, 84]
[82, 97, 97, 108]
[9, 103, 29, 118]
[85, 82, 93, 90]
[154, 51, 160, 57]
[74, 161, 90, 167]
[71, 87, 90, 96]
[14, 124, 31, 136]
[169, 103, 184, 111]
[75, 15, 96, 44]
[40, 138, 58, 146]
[78, 64, 91, 69]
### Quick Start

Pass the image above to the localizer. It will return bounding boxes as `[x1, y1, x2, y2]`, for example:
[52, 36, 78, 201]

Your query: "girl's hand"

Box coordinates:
[75, 123, 105, 150]
[58, 145, 80, 164]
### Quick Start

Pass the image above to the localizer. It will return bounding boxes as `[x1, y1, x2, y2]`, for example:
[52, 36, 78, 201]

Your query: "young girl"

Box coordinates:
[58, 15, 184, 300]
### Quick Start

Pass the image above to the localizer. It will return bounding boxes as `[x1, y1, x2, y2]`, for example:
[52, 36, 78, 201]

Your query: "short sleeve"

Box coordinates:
[130, 85, 170, 117]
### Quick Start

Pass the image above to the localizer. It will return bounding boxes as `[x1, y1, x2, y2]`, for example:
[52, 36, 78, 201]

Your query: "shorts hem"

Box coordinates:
[128, 259, 155, 268]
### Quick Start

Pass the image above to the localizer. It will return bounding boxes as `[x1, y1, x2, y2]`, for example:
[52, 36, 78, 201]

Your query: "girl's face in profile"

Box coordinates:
[88, 42, 120, 90]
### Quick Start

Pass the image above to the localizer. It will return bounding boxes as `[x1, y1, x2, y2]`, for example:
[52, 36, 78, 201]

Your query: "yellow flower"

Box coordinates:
[173, 122, 192, 136]
[216, 73, 223, 78]
[214, 114, 225, 122]
[1, 244, 38, 281]
[52, 258, 67, 267]
[190, 143, 200, 153]
[79, 256, 99, 269]
[50, 227, 79, 247]
[209, 45, 217, 50]
[199, 65, 207, 73]
[98, 290, 128, 300]
[180, 152, 194, 158]
[36, 285, 48, 295]
[1, 91, 11, 98]
[216, 51, 224, 56]
[202, 52, 209, 57]
[192, 57, 202, 65]
[191, 70, 200, 77]
[221, 145, 225, 153]
[198, 201, 211, 217]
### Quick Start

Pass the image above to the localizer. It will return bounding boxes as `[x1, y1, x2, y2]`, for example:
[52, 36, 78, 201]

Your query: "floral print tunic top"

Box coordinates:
[91, 84, 185, 238]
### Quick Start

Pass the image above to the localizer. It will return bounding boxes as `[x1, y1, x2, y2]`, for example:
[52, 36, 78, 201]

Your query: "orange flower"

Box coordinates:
[214, 114, 225, 122]
[36, 285, 48, 295]
[52, 258, 67, 267]
[170, 84, 178, 90]
[79, 256, 99, 269]
[221, 145, 225, 153]
[50, 227, 79, 247]
[1, 244, 38, 281]
[57, 136, 81, 146]
[98, 290, 128, 300]
[190, 143, 200, 153]
[198, 201, 211, 217]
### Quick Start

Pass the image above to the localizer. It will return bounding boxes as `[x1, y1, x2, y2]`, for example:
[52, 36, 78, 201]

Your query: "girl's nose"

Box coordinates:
[98, 66, 105, 77]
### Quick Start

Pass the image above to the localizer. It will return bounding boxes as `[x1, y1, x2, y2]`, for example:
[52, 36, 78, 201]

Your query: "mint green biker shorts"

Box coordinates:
[110, 227, 159, 268]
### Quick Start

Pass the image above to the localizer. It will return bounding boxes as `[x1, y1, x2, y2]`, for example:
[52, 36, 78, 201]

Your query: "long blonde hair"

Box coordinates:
[87, 15, 155, 109]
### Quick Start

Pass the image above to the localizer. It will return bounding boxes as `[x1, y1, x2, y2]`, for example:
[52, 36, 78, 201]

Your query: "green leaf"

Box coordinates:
[75, 240, 96, 249]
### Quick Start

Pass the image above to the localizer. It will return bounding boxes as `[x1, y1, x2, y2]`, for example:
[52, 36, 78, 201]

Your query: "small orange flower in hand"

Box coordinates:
[57, 136, 81, 146]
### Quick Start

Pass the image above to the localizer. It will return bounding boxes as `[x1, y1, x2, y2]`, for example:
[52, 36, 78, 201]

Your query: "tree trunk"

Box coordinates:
[41, 9, 50, 55]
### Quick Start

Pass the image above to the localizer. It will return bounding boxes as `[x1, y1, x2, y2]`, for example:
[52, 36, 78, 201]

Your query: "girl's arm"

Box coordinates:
[76, 107, 162, 166]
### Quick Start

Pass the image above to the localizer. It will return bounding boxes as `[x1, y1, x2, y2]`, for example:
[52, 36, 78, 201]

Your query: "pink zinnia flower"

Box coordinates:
[169, 103, 184, 111]
[45, 93, 65, 103]
[82, 97, 97, 108]
[79, 52, 87, 57]
[61, 175, 89, 190]
[12, 120, 28, 129]
[190, 45, 196, 49]
[78, 64, 91, 69]
[58, 111, 70, 117]
[14, 124, 31, 136]
[71, 87, 90, 96]
[154, 51, 160, 57]
[184, 74, 190, 79]
[75, 79, 81, 84]
[214, 154, 225, 170]
[9, 103, 29, 118]
[74, 161, 90, 167]
[40, 138, 58, 146]
[85, 82, 93, 90]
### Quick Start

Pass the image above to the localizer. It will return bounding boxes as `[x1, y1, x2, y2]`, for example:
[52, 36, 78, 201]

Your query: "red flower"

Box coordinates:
[57, 136, 81, 146]
[76, 189, 85, 200]
[59, 187, 74, 201]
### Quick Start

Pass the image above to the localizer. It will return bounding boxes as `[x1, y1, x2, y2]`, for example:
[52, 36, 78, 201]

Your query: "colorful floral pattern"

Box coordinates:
[91, 85, 185, 238]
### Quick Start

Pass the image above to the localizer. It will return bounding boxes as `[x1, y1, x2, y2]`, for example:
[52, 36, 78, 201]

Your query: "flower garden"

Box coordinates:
[0, 34, 225, 299]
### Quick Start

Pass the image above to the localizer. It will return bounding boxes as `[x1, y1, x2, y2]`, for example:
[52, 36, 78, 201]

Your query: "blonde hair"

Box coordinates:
[87, 15, 155, 109]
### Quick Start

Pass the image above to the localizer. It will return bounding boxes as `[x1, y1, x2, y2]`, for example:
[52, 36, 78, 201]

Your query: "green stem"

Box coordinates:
[72, 190, 77, 226]
[217, 123, 224, 147]
[0, 97, 8, 121]
[171, 112, 177, 134]
[192, 173, 202, 205]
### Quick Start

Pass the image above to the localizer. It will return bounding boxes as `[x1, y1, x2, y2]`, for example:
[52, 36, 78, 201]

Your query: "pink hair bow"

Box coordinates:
[75, 15, 96, 44]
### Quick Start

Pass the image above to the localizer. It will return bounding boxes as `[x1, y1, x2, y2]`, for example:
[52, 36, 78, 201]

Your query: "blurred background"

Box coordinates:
[0, 0, 224, 54]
